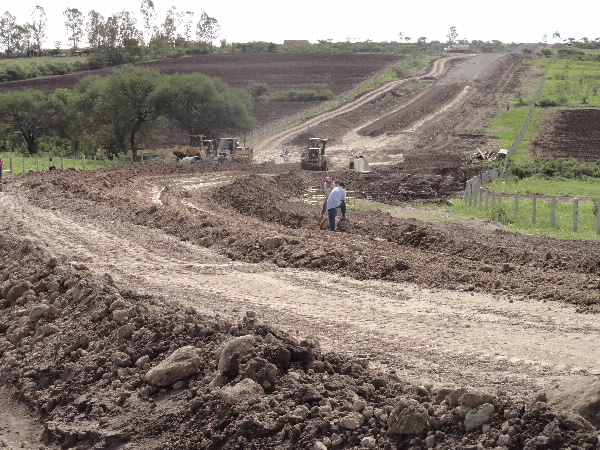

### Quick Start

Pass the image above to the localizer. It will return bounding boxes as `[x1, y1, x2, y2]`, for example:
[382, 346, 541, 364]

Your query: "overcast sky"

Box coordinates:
[7, 0, 599, 48]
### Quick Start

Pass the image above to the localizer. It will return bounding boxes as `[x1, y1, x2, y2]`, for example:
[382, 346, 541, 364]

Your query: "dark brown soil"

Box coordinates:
[533, 108, 600, 161]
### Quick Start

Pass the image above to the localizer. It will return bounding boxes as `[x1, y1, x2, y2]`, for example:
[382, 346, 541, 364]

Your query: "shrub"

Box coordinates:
[269, 84, 333, 102]
[537, 98, 558, 107]
[249, 82, 269, 99]
[511, 165, 533, 179]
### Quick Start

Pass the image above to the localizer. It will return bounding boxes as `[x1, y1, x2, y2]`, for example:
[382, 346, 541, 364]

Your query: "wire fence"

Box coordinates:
[463, 170, 600, 234]
[0, 153, 145, 177]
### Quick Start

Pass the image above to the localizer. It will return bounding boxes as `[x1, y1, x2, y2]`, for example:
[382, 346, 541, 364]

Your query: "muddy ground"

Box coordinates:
[2, 49, 600, 449]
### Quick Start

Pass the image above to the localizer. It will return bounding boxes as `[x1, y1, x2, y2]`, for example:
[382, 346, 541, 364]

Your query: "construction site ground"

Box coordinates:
[1, 49, 600, 449]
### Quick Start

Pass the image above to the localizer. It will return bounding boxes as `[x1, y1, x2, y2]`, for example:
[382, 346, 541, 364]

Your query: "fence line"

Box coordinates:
[0, 152, 146, 177]
[463, 177, 600, 233]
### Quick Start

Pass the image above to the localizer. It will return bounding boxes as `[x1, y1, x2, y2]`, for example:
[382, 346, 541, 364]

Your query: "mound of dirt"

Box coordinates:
[1, 233, 599, 449]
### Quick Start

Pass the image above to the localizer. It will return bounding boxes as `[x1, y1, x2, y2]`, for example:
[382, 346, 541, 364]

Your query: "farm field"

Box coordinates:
[1, 48, 600, 449]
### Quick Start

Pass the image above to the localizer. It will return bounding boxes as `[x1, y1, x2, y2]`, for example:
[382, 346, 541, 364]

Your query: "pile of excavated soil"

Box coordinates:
[1, 231, 599, 449]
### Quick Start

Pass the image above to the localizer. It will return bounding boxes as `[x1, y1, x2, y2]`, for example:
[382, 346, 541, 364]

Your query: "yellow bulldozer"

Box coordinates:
[301, 138, 330, 171]
[216, 138, 254, 164]
[174, 134, 216, 161]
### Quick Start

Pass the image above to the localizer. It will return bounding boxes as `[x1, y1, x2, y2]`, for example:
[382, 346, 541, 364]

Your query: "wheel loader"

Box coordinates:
[301, 138, 330, 171]
[174, 134, 216, 161]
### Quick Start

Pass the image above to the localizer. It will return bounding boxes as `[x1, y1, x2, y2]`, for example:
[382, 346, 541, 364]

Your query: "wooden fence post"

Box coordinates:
[83, 156, 86, 170]
[514, 196, 519, 218]
[597, 200, 600, 234]
[36, 156, 40, 171]
[484, 189, 489, 209]
[61, 157, 64, 170]
[551, 197, 557, 226]
[464, 180, 470, 204]
[9, 157, 13, 173]
[573, 198, 579, 232]
[478, 186, 483, 207]
[22, 157, 26, 174]
[532, 195, 537, 224]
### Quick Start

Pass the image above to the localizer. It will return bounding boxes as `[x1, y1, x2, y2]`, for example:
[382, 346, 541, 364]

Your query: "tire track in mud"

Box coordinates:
[2, 180, 599, 399]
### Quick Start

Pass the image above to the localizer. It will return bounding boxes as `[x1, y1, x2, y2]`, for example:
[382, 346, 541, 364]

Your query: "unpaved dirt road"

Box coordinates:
[2, 170, 599, 399]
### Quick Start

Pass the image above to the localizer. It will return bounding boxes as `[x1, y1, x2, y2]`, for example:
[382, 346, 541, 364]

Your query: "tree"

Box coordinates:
[151, 73, 255, 138]
[0, 89, 66, 154]
[447, 26, 458, 43]
[30, 5, 47, 54]
[553, 31, 561, 40]
[64, 8, 84, 49]
[196, 12, 220, 49]
[398, 32, 403, 43]
[77, 67, 164, 156]
[160, 6, 177, 45]
[182, 11, 194, 43]
[0, 12, 17, 52]
[86, 10, 105, 48]
[140, 0, 157, 43]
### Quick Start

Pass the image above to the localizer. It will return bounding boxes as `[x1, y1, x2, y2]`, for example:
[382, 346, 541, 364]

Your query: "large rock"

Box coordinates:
[217, 335, 255, 373]
[145, 345, 202, 387]
[545, 375, 600, 429]
[386, 398, 429, 436]
[464, 403, 495, 431]
[459, 391, 495, 408]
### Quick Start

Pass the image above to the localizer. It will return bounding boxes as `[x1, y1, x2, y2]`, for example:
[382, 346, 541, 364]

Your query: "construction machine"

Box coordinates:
[174, 134, 216, 161]
[216, 138, 254, 164]
[301, 138, 330, 171]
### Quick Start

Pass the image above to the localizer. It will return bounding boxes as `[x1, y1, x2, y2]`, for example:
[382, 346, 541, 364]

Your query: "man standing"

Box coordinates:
[326, 181, 347, 232]
[322, 176, 335, 215]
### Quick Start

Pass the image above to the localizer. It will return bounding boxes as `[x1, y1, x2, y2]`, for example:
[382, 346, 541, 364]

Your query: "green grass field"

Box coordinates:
[0, 152, 134, 176]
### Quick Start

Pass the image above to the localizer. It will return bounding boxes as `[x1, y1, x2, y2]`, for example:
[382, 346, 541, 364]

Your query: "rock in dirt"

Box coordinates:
[464, 403, 495, 431]
[145, 345, 202, 386]
[386, 398, 429, 436]
[217, 334, 256, 374]
[544, 375, 600, 429]
[220, 378, 264, 405]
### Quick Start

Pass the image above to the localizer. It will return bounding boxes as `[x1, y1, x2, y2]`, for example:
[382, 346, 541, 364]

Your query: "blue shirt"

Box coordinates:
[326, 186, 346, 209]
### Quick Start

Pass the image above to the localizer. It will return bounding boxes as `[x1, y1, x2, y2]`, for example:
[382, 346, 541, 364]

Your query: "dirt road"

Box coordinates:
[2, 170, 599, 398]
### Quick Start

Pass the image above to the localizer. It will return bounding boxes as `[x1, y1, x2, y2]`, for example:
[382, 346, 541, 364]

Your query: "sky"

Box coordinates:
[5, 0, 600, 48]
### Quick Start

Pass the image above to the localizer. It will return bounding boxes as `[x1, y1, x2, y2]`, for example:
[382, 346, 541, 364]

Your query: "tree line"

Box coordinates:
[0, 66, 255, 158]
[0, 1, 220, 58]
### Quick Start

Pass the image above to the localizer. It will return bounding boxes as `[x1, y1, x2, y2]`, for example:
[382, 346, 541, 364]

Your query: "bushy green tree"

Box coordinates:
[75, 67, 164, 156]
[0, 89, 67, 154]
[151, 72, 255, 137]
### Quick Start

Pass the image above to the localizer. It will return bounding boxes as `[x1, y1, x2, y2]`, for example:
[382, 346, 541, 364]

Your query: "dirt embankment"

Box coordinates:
[1, 162, 600, 449]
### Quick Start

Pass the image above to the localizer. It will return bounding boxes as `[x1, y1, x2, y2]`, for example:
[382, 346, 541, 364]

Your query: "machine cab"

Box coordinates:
[307, 138, 328, 160]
